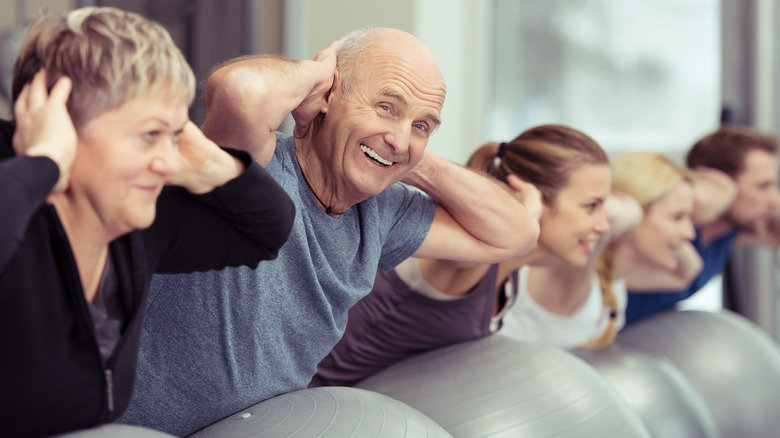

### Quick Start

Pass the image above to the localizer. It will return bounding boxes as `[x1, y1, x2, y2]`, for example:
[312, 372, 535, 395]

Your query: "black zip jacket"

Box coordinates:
[0, 120, 295, 437]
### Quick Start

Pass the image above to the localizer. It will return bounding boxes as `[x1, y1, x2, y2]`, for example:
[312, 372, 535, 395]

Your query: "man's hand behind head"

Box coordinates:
[292, 42, 338, 138]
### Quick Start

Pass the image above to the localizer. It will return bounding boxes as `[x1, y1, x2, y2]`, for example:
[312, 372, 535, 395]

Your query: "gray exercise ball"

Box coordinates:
[575, 343, 719, 438]
[618, 309, 780, 438]
[356, 335, 650, 438]
[188, 386, 452, 438]
[52, 424, 175, 437]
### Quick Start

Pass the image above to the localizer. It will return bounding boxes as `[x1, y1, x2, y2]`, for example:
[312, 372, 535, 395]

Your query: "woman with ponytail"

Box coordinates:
[500, 151, 701, 349]
[311, 124, 622, 387]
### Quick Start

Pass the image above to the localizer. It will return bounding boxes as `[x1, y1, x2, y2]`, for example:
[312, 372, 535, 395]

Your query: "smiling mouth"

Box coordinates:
[580, 240, 596, 252]
[136, 184, 163, 195]
[360, 144, 394, 167]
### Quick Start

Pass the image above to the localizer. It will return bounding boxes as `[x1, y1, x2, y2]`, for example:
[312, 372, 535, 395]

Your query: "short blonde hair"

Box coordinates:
[611, 152, 694, 209]
[12, 6, 195, 129]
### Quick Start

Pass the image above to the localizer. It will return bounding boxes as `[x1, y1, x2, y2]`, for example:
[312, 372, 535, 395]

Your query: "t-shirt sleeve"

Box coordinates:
[375, 183, 436, 271]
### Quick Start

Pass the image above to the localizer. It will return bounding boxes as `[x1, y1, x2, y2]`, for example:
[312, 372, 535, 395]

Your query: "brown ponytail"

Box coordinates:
[466, 125, 608, 204]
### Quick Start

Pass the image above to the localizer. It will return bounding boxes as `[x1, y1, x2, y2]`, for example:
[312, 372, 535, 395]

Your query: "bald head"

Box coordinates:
[336, 28, 443, 99]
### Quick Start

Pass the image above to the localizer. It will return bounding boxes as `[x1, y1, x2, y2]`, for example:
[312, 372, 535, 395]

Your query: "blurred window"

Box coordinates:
[489, 0, 720, 154]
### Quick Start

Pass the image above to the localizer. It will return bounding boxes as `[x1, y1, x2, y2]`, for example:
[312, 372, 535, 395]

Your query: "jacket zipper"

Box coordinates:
[50, 207, 126, 419]
[105, 368, 114, 413]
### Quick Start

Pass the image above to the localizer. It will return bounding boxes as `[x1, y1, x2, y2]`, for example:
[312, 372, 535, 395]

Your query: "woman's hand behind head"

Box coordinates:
[165, 121, 244, 194]
[13, 70, 76, 193]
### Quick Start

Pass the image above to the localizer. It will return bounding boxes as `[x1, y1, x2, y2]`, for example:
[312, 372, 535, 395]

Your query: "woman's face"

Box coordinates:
[631, 182, 696, 271]
[67, 90, 188, 237]
[537, 164, 611, 267]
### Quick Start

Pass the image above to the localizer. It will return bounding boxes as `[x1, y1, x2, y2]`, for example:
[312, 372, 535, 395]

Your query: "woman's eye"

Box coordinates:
[379, 104, 391, 112]
[144, 131, 160, 142]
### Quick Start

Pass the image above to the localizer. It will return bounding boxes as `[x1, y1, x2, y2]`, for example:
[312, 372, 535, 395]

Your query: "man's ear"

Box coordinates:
[322, 68, 340, 113]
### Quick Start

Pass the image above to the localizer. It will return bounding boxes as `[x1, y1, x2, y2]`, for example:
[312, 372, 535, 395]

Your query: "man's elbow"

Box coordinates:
[488, 214, 540, 262]
[207, 69, 267, 122]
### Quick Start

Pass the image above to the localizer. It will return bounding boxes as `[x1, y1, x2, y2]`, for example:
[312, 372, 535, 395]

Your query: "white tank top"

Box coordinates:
[498, 265, 626, 349]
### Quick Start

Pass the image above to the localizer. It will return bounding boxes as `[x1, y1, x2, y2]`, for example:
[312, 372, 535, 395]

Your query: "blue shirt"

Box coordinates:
[624, 228, 739, 325]
[119, 134, 436, 436]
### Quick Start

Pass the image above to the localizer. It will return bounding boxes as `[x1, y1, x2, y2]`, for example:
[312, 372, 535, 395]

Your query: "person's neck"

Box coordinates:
[295, 136, 356, 217]
[610, 240, 643, 280]
[48, 192, 112, 302]
[513, 245, 574, 268]
[526, 265, 592, 316]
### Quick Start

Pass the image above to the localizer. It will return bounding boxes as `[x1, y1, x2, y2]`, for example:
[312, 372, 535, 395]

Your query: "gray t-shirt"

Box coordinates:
[119, 134, 436, 437]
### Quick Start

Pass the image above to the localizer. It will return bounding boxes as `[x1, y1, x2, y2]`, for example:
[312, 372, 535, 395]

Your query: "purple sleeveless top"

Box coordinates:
[310, 263, 516, 387]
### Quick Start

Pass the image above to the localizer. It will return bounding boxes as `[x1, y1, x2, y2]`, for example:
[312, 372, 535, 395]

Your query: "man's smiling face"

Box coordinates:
[317, 29, 446, 201]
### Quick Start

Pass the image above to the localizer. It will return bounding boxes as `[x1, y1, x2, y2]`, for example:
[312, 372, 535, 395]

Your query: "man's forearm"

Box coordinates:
[201, 54, 333, 166]
[408, 152, 540, 262]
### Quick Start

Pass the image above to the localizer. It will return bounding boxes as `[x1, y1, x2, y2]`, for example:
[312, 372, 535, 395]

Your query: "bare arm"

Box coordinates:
[605, 191, 643, 239]
[412, 176, 541, 296]
[691, 166, 737, 226]
[409, 150, 540, 264]
[608, 191, 703, 291]
[625, 242, 704, 291]
[201, 43, 337, 167]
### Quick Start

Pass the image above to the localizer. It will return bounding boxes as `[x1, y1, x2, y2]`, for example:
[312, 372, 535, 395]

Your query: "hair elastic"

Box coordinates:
[497, 142, 507, 158]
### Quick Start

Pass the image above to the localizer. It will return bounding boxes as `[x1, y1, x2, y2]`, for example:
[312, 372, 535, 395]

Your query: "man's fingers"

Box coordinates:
[506, 174, 534, 193]
[314, 41, 339, 62]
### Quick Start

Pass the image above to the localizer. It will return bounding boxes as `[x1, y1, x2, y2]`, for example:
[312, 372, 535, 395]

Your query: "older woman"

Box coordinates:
[0, 7, 293, 437]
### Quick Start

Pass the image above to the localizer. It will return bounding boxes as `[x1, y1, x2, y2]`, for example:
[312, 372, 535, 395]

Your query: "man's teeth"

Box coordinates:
[360, 145, 393, 166]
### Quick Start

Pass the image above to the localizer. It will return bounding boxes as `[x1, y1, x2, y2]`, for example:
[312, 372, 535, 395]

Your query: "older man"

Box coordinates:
[119, 28, 540, 436]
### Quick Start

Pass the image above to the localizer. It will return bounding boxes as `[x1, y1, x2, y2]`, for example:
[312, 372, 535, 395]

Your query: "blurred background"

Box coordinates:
[1, 0, 779, 340]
